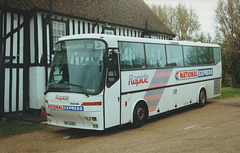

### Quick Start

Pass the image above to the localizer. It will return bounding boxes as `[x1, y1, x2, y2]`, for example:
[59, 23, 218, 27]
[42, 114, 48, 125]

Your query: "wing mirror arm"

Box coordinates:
[104, 49, 119, 67]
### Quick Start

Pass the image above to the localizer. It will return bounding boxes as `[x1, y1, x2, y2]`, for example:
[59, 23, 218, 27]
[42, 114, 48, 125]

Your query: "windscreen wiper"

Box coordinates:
[65, 83, 89, 97]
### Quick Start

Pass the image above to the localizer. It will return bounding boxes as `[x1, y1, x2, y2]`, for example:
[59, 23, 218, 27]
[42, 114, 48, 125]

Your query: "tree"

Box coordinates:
[156, 5, 175, 32]
[215, 0, 240, 87]
[193, 32, 213, 43]
[152, 4, 200, 41]
[195, 32, 208, 42]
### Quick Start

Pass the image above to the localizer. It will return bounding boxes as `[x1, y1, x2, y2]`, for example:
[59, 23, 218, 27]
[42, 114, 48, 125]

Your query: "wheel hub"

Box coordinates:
[137, 108, 144, 120]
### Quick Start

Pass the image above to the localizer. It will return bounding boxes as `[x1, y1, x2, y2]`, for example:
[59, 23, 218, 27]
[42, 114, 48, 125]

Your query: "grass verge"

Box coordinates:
[213, 87, 240, 99]
[0, 121, 47, 138]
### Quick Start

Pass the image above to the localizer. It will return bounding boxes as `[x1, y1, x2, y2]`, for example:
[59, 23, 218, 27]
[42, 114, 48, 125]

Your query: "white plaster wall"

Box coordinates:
[29, 67, 46, 109]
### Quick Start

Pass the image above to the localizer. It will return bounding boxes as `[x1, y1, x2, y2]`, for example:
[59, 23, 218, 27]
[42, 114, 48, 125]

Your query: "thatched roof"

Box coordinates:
[0, 0, 175, 36]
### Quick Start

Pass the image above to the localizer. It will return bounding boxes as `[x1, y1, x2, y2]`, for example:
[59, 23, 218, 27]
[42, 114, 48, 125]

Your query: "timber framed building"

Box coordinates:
[0, 0, 175, 119]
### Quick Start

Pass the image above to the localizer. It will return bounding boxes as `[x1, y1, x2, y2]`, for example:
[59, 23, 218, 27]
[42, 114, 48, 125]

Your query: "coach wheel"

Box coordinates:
[133, 102, 148, 128]
[198, 89, 206, 108]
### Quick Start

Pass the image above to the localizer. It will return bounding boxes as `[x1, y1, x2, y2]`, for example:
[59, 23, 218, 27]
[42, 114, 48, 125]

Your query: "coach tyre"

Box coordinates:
[133, 102, 148, 128]
[198, 89, 206, 108]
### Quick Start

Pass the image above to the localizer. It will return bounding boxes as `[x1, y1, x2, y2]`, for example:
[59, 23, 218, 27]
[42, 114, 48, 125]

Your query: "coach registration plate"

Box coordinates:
[64, 121, 76, 126]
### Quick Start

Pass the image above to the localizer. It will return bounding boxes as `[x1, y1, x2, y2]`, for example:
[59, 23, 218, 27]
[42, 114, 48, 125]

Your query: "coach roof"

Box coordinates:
[59, 34, 220, 48]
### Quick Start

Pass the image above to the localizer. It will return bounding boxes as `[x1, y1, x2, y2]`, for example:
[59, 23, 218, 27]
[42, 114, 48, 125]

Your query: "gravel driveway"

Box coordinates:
[1, 96, 240, 153]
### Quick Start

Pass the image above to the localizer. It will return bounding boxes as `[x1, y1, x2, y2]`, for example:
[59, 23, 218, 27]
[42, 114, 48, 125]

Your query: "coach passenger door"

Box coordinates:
[104, 50, 120, 128]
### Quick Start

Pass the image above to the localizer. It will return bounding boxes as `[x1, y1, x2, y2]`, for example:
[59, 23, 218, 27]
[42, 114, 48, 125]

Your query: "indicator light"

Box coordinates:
[81, 102, 102, 106]
[93, 124, 98, 128]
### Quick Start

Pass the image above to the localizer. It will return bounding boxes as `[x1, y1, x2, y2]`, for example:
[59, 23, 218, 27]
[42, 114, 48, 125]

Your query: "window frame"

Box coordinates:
[51, 19, 68, 51]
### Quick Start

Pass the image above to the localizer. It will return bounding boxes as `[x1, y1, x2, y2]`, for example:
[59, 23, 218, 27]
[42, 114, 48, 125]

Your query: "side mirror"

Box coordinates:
[109, 49, 119, 54]
[104, 49, 119, 67]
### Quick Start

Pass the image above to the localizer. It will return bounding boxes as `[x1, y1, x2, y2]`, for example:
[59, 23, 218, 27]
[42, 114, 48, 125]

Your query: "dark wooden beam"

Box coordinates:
[0, 11, 4, 120]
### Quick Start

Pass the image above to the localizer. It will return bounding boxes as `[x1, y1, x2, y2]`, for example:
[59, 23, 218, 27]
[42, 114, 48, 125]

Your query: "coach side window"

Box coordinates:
[119, 42, 145, 69]
[145, 44, 166, 68]
[183, 46, 198, 66]
[213, 48, 221, 64]
[208, 47, 215, 64]
[166, 45, 184, 66]
[198, 47, 209, 65]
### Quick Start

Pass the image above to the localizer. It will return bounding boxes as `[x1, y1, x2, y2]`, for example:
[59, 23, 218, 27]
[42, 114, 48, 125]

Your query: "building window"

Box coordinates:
[103, 27, 116, 35]
[52, 21, 66, 49]
[105, 29, 115, 35]
[150, 35, 158, 39]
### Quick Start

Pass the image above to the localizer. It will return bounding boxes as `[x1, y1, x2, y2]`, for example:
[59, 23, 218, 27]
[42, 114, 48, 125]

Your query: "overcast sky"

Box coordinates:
[144, 0, 219, 37]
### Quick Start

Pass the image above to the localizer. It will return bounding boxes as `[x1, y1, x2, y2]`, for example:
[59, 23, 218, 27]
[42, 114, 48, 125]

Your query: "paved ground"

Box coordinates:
[1, 96, 240, 153]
